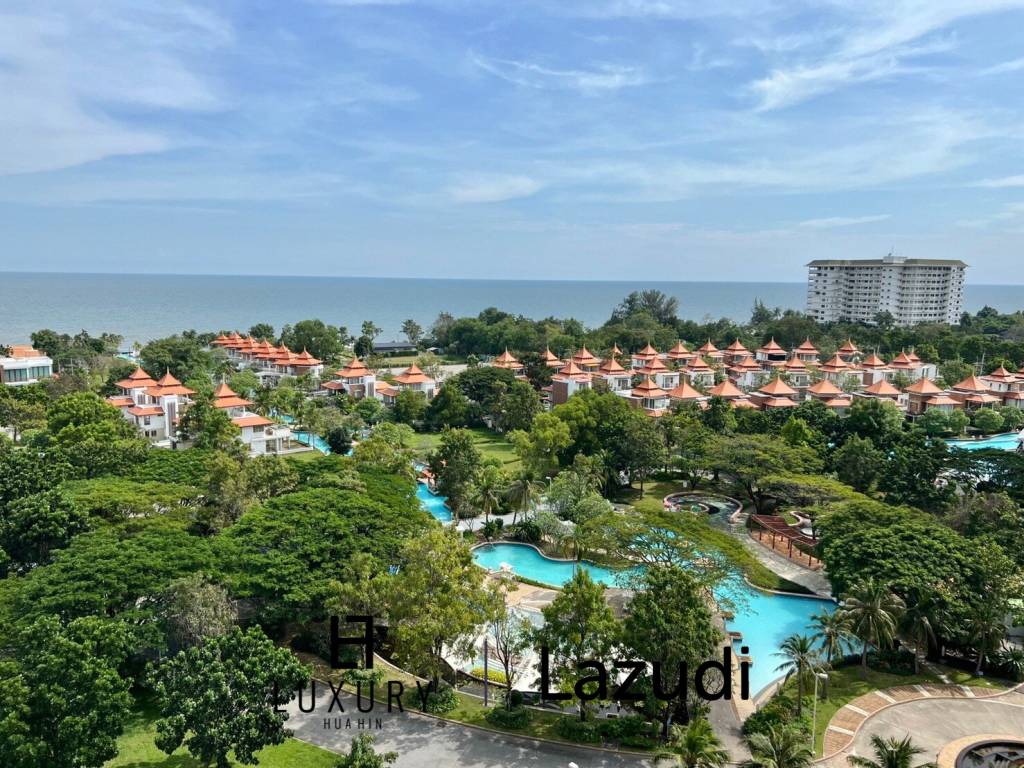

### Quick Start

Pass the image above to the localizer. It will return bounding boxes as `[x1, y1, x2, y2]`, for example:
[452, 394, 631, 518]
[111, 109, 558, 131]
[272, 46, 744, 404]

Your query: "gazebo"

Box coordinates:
[749, 514, 821, 569]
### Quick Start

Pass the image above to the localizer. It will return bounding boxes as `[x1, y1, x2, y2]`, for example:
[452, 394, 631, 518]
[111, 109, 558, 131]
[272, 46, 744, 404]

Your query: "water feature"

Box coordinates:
[472, 542, 833, 697]
[664, 492, 742, 516]
[947, 431, 1023, 452]
[294, 431, 331, 454]
[417, 481, 451, 523]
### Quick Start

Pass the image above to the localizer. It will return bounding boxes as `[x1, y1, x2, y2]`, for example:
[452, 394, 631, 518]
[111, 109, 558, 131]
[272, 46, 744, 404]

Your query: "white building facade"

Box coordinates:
[0, 345, 54, 387]
[806, 256, 966, 326]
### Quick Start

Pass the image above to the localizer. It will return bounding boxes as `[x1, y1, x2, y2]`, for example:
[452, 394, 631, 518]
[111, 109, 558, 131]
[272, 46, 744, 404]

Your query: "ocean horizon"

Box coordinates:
[2, 271, 1022, 347]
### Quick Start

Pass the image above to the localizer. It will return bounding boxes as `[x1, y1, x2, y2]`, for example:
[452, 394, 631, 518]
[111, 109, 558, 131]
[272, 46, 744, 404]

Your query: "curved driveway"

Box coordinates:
[286, 686, 661, 768]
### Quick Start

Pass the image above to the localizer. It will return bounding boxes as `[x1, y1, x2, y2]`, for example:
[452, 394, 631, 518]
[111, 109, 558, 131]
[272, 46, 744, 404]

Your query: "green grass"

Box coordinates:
[105, 703, 337, 768]
[411, 427, 521, 470]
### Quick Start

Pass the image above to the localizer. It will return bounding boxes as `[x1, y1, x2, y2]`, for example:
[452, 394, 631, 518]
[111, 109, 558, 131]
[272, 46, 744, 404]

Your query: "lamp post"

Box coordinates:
[810, 671, 829, 752]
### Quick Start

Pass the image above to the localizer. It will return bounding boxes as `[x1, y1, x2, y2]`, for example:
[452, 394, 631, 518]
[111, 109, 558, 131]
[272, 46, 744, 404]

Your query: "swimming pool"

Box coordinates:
[417, 481, 451, 523]
[947, 431, 1023, 452]
[294, 431, 331, 454]
[472, 542, 833, 697]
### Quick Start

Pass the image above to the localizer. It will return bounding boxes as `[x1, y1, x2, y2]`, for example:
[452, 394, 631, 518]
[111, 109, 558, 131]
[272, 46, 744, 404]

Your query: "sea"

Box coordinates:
[1, 272, 1022, 347]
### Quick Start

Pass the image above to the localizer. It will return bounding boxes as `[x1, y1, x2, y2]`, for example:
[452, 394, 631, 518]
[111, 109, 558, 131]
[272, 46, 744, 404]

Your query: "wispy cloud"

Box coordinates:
[447, 174, 543, 203]
[956, 201, 1024, 228]
[798, 214, 890, 228]
[970, 174, 1024, 187]
[981, 56, 1024, 74]
[471, 53, 650, 92]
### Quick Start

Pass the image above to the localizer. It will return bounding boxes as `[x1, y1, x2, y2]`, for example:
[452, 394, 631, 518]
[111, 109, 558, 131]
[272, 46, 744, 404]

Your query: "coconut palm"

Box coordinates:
[504, 471, 543, 525]
[964, 603, 1007, 675]
[996, 647, 1024, 682]
[470, 465, 504, 523]
[811, 610, 854, 665]
[900, 592, 939, 675]
[847, 735, 936, 768]
[743, 725, 813, 768]
[773, 634, 824, 717]
[671, 717, 730, 768]
[841, 580, 905, 676]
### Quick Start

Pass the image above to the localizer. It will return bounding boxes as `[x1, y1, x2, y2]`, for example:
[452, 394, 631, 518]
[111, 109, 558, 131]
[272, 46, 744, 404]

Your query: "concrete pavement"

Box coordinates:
[285, 686, 663, 768]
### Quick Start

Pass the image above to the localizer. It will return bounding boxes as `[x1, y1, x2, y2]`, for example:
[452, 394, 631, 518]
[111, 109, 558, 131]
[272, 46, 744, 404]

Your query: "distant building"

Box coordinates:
[806, 256, 966, 326]
[0, 345, 54, 387]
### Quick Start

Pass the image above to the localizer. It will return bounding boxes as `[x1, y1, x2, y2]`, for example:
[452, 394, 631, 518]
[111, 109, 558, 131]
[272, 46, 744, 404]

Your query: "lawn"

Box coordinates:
[105, 703, 338, 768]
[411, 427, 521, 470]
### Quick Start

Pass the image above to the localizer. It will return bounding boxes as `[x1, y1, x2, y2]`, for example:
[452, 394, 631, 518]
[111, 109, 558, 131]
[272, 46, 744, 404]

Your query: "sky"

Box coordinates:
[1, 0, 1023, 283]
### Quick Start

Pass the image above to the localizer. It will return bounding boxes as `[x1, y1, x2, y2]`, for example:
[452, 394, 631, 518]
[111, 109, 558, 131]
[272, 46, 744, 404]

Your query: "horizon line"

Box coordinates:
[1, 269, 1020, 288]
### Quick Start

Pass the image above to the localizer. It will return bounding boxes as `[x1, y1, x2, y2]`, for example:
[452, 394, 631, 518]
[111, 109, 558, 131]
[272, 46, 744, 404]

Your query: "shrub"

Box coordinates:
[742, 692, 811, 738]
[402, 683, 459, 714]
[485, 705, 530, 730]
[470, 666, 508, 685]
[505, 689, 524, 708]
[598, 715, 651, 740]
[554, 716, 602, 743]
[868, 648, 916, 675]
[511, 521, 542, 543]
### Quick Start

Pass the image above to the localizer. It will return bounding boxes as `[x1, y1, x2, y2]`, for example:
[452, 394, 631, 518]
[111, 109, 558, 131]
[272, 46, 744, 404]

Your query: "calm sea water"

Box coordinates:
[1, 272, 1022, 347]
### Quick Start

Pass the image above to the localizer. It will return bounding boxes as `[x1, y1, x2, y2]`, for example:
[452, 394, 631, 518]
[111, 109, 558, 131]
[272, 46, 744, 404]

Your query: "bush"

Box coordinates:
[485, 705, 530, 730]
[742, 692, 811, 738]
[402, 683, 459, 714]
[511, 520, 542, 543]
[470, 666, 507, 685]
[868, 648, 916, 675]
[554, 716, 602, 743]
[505, 689, 524, 708]
[598, 715, 651, 740]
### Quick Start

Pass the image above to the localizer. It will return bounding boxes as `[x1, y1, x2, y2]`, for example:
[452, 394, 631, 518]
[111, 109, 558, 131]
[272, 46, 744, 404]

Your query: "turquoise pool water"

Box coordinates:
[417, 481, 451, 523]
[294, 431, 331, 454]
[947, 431, 1023, 452]
[472, 542, 833, 697]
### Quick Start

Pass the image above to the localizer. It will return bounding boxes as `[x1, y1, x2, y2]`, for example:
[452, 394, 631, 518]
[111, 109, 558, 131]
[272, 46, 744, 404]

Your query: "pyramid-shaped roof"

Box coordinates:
[838, 339, 861, 353]
[572, 346, 600, 365]
[638, 357, 669, 374]
[632, 377, 668, 399]
[795, 338, 818, 353]
[708, 380, 744, 398]
[952, 375, 990, 393]
[863, 379, 901, 397]
[783, 356, 807, 371]
[394, 364, 433, 385]
[758, 377, 796, 397]
[697, 339, 719, 354]
[542, 347, 562, 364]
[985, 366, 1015, 380]
[598, 356, 626, 374]
[337, 357, 370, 378]
[861, 353, 885, 368]
[820, 354, 850, 371]
[668, 381, 703, 400]
[725, 338, 749, 353]
[757, 337, 786, 354]
[807, 379, 843, 396]
[904, 378, 942, 395]
[686, 356, 712, 371]
[667, 341, 690, 359]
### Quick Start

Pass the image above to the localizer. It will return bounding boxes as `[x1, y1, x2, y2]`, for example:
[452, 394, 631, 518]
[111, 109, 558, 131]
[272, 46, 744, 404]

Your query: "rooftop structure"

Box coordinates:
[0, 345, 54, 387]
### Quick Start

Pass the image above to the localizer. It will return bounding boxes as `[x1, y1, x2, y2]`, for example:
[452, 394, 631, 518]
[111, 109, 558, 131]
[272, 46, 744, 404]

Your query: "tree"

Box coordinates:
[157, 573, 236, 652]
[946, 408, 969, 436]
[780, 417, 815, 448]
[810, 610, 853, 665]
[534, 569, 619, 721]
[964, 603, 1007, 675]
[508, 412, 570, 476]
[972, 407, 1005, 434]
[152, 626, 310, 767]
[900, 591, 938, 675]
[179, 392, 242, 454]
[469, 463, 504, 523]
[708, 434, 822, 513]
[248, 323, 275, 340]
[494, 380, 540, 433]
[336, 734, 397, 768]
[389, 529, 500, 689]
[672, 718, 730, 768]
[622, 565, 721, 736]
[0, 489, 88, 573]
[917, 408, 950, 437]
[0, 615, 133, 768]
[428, 427, 482, 509]
[841, 581, 905, 674]
[423, 383, 470, 430]
[847, 735, 937, 768]
[140, 335, 214, 381]
[772, 634, 823, 717]
[490, 604, 533, 709]
[280, 319, 344, 360]
[325, 424, 354, 454]
[401, 319, 423, 346]
[0, 395, 46, 441]
[504, 470, 543, 525]
[701, 396, 737, 434]
[325, 553, 393, 623]
[845, 398, 904, 448]
[361, 321, 383, 344]
[743, 726, 813, 768]
[391, 388, 427, 426]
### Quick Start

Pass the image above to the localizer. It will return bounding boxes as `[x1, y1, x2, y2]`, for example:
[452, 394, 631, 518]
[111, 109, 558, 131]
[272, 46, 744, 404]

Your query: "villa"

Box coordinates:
[596, 354, 631, 392]
[627, 376, 670, 416]
[323, 356, 377, 399]
[107, 368, 194, 442]
[378, 364, 437, 405]
[549, 360, 592, 406]
[750, 376, 799, 410]
[0, 345, 53, 387]
[211, 333, 324, 383]
[491, 348, 526, 377]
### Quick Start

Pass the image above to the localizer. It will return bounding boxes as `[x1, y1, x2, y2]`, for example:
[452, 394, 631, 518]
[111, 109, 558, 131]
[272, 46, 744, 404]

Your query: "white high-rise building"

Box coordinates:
[806, 256, 967, 326]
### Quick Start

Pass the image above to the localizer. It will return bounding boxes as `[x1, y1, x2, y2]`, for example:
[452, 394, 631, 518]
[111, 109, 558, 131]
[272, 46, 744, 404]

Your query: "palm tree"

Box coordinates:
[773, 634, 823, 717]
[470, 465, 504, 524]
[841, 580, 906, 676]
[847, 735, 937, 768]
[900, 592, 939, 675]
[811, 610, 854, 665]
[743, 726, 813, 768]
[996, 647, 1024, 682]
[671, 718, 730, 768]
[504, 471, 542, 525]
[964, 604, 1007, 675]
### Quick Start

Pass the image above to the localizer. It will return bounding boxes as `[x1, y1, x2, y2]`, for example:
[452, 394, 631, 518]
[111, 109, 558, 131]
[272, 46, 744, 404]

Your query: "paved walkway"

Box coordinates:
[286, 688, 663, 768]
[817, 683, 1024, 767]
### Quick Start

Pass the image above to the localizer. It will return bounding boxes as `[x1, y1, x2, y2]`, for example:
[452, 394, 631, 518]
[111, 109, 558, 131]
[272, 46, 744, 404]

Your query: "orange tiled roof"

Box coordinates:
[756, 337, 786, 354]
[493, 348, 521, 368]
[926, 395, 960, 406]
[758, 377, 796, 397]
[951, 375, 991, 393]
[337, 357, 371, 378]
[697, 339, 719, 354]
[985, 366, 1015, 380]
[820, 354, 851, 371]
[761, 397, 797, 408]
[863, 380, 901, 397]
[904, 378, 942, 395]
[553, 360, 591, 382]
[128, 405, 164, 417]
[541, 347, 562, 365]
[638, 357, 669, 374]
[668, 381, 703, 400]
[861, 353, 886, 368]
[115, 367, 158, 389]
[667, 341, 690, 359]
[631, 377, 668, 399]
[233, 414, 274, 428]
[725, 339, 749, 353]
[708, 380, 744, 398]
[106, 396, 134, 408]
[783, 356, 807, 371]
[598, 357, 627, 374]
[394, 364, 434, 385]
[838, 339, 861, 354]
[795, 338, 818, 353]
[807, 379, 843, 396]
[686, 356, 712, 372]
[824, 397, 852, 408]
[212, 382, 253, 409]
[889, 351, 915, 368]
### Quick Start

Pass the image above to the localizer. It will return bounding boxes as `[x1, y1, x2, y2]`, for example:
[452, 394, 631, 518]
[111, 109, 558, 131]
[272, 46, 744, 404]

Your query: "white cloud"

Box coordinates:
[448, 174, 543, 203]
[471, 53, 650, 92]
[956, 201, 1024, 228]
[970, 174, 1024, 187]
[0, 2, 229, 176]
[798, 214, 891, 228]
[981, 56, 1024, 74]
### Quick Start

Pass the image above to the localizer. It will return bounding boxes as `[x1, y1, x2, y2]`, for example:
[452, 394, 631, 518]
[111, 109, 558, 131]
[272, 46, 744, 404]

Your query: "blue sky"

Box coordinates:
[1, 0, 1023, 283]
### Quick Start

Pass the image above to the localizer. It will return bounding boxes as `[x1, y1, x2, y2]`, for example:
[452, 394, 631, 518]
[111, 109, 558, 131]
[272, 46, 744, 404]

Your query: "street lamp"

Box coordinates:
[810, 671, 829, 752]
